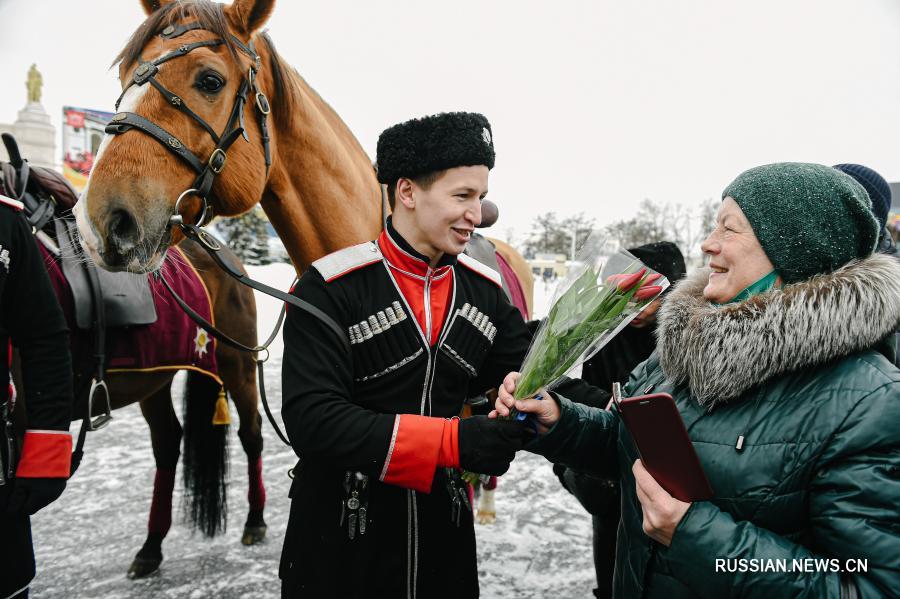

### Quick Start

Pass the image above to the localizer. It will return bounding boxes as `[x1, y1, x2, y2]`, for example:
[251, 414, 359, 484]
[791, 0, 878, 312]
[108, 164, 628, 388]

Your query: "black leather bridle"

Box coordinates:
[105, 20, 272, 226]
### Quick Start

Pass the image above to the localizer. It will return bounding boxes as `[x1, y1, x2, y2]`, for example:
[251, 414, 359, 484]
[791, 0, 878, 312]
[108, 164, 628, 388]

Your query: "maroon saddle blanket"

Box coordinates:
[39, 243, 220, 383]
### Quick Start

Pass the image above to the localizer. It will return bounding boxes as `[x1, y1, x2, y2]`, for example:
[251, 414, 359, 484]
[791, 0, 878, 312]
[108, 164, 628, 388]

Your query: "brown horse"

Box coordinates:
[1, 147, 268, 579]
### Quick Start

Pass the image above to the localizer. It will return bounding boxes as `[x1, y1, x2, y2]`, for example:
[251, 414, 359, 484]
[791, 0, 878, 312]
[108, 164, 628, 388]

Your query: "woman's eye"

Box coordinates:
[197, 73, 224, 93]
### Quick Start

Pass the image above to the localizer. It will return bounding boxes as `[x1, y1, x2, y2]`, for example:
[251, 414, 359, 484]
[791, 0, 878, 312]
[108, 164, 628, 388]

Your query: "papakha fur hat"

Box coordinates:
[376, 112, 495, 185]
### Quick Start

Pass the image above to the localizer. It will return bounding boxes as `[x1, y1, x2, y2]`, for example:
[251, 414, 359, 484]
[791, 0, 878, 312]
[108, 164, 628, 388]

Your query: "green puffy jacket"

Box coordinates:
[530, 254, 900, 598]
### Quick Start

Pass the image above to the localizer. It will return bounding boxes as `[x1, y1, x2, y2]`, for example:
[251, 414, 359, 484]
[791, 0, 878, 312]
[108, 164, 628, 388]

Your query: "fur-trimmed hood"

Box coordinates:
[657, 253, 900, 407]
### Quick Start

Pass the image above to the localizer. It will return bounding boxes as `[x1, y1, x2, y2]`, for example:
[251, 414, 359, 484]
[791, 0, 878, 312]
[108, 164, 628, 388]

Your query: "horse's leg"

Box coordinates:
[128, 383, 182, 579]
[219, 349, 267, 546]
[476, 477, 498, 525]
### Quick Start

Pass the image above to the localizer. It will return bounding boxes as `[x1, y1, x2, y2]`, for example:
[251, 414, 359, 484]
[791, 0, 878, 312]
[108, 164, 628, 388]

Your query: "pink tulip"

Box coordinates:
[634, 285, 663, 301]
[641, 273, 662, 286]
[606, 267, 647, 292]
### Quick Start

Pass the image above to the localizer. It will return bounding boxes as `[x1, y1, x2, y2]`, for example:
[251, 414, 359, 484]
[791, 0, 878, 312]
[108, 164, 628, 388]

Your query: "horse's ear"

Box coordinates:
[225, 0, 275, 37]
[140, 0, 175, 16]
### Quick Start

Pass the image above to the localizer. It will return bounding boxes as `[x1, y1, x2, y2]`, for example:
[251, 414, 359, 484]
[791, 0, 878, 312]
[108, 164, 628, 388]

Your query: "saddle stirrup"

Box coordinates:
[87, 378, 112, 431]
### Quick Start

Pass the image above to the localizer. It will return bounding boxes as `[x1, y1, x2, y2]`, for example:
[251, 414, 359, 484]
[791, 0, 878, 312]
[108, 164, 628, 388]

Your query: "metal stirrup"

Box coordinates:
[87, 378, 112, 431]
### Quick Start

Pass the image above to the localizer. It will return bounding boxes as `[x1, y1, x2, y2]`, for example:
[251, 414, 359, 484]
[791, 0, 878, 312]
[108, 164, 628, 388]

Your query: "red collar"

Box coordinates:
[378, 225, 455, 278]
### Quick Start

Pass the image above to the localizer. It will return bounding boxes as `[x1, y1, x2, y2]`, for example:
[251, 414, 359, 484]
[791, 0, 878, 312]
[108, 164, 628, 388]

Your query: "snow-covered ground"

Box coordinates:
[30, 265, 594, 598]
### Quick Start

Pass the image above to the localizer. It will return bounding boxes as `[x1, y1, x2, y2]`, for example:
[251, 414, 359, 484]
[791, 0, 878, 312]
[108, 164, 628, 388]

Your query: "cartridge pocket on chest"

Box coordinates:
[439, 303, 496, 377]
[349, 301, 424, 382]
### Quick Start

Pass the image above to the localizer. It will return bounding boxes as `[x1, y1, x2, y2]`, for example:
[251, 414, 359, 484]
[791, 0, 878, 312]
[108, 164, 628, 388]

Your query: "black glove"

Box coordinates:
[458, 416, 533, 476]
[6, 477, 67, 516]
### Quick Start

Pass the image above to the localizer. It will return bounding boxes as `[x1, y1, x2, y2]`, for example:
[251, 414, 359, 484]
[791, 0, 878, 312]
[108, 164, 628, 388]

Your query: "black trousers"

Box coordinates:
[0, 485, 36, 599]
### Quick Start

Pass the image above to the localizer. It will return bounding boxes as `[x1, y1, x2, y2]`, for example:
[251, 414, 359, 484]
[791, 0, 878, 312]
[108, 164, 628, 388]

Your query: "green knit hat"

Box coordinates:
[722, 163, 879, 283]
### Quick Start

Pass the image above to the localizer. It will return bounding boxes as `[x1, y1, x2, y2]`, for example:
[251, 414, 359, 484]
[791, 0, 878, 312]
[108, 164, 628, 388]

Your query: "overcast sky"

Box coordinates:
[1, 0, 898, 242]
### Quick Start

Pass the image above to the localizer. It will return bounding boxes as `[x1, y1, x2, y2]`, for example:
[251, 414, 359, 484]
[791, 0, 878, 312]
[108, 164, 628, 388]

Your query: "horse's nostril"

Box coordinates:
[109, 208, 138, 248]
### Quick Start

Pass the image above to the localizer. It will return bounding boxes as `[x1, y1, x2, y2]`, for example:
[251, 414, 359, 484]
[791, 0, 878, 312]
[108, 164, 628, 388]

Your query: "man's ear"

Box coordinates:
[396, 178, 416, 210]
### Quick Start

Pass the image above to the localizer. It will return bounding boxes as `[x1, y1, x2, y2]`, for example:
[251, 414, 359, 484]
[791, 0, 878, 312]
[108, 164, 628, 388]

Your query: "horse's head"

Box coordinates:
[75, 0, 280, 272]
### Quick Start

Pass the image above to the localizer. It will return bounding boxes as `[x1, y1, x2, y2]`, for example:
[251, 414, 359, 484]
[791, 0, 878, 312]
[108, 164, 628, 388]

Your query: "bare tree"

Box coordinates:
[523, 211, 597, 259]
[602, 198, 718, 266]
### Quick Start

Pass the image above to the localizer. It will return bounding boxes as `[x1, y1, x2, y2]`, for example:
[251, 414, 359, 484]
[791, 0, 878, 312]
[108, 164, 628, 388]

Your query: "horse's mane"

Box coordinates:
[256, 32, 301, 132]
[114, 1, 241, 69]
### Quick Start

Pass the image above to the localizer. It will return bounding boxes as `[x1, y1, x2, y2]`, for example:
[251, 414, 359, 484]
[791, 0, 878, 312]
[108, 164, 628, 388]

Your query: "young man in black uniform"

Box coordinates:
[279, 112, 534, 598]
[0, 193, 73, 599]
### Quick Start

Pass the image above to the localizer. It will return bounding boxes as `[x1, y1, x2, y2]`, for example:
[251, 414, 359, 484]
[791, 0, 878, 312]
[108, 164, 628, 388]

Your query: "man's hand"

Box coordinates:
[458, 416, 533, 476]
[5, 477, 67, 516]
[489, 371, 560, 434]
[633, 459, 690, 547]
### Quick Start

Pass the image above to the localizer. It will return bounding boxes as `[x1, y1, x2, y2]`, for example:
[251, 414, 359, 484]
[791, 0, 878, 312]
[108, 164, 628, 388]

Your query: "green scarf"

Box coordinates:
[721, 270, 781, 305]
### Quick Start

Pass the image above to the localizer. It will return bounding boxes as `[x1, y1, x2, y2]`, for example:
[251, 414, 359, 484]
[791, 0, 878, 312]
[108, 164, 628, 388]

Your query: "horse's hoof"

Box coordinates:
[476, 510, 496, 525]
[127, 556, 162, 579]
[241, 524, 267, 545]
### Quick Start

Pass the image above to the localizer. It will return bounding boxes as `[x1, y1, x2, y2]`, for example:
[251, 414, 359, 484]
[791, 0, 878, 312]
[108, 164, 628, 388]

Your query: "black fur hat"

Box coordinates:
[376, 112, 495, 185]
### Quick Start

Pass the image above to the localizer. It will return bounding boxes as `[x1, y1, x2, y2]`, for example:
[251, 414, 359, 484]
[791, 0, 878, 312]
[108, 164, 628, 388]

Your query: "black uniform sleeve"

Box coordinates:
[3, 213, 72, 431]
[281, 268, 396, 476]
[467, 287, 531, 396]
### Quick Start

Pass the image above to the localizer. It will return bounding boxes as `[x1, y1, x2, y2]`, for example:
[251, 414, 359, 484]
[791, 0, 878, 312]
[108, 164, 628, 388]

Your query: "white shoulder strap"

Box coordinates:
[312, 242, 383, 282]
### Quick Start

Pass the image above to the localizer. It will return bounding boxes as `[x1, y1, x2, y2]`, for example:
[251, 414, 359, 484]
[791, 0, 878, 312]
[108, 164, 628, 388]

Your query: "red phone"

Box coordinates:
[615, 391, 713, 502]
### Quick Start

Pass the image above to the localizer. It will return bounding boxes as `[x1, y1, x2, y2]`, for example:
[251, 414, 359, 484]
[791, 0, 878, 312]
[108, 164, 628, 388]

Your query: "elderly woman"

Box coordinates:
[494, 163, 900, 598]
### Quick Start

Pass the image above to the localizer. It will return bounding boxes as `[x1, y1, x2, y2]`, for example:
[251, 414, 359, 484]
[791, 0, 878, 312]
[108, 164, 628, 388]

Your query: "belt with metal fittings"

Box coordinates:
[445, 468, 472, 527]
[0, 400, 15, 486]
[339, 471, 370, 540]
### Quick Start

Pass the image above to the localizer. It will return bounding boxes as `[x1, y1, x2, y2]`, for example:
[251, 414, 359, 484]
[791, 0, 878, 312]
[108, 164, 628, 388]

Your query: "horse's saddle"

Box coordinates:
[1, 133, 157, 329]
[464, 233, 513, 303]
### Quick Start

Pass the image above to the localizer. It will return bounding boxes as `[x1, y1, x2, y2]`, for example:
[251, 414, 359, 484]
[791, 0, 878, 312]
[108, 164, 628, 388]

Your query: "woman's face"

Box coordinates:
[700, 197, 778, 303]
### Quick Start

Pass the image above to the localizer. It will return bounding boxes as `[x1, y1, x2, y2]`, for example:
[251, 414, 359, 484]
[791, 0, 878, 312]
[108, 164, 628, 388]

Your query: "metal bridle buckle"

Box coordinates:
[255, 92, 271, 115]
[171, 188, 210, 228]
[208, 148, 227, 174]
[87, 379, 113, 431]
[256, 347, 270, 363]
[195, 228, 222, 252]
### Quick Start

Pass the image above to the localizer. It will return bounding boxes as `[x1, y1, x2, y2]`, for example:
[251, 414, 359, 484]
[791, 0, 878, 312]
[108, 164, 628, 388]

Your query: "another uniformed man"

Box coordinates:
[0, 193, 73, 599]
[279, 112, 534, 598]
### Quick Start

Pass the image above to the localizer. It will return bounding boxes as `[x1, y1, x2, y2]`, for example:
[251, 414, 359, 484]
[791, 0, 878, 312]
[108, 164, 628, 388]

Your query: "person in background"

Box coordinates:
[555, 241, 686, 598]
[833, 164, 898, 367]
[833, 164, 895, 256]
[495, 163, 900, 598]
[0, 193, 73, 599]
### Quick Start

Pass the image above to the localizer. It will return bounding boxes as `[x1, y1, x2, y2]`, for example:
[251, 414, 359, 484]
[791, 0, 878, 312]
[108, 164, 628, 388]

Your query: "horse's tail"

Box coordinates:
[182, 371, 229, 537]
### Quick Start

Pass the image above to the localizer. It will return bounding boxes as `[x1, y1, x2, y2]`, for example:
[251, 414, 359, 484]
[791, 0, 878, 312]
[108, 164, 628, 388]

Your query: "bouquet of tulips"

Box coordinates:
[512, 243, 670, 403]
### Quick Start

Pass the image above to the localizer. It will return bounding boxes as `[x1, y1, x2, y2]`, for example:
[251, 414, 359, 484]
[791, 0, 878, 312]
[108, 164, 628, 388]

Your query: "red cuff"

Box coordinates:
[438, 418, 460, 469]
[16, 430, 72, 478]
[380, 414, 447, 493]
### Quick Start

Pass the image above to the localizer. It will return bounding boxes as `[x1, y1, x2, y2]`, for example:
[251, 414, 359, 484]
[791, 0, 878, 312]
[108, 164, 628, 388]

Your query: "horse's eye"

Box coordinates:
[196, 73, 224, 94]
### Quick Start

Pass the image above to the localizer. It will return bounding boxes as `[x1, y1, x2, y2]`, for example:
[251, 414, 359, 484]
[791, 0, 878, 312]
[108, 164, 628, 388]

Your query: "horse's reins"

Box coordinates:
[105, 21, 351, 448]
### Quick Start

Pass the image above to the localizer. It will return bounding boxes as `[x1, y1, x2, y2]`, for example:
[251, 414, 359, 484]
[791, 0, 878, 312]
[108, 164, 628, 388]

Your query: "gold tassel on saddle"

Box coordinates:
[212, 387, 231, 425]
